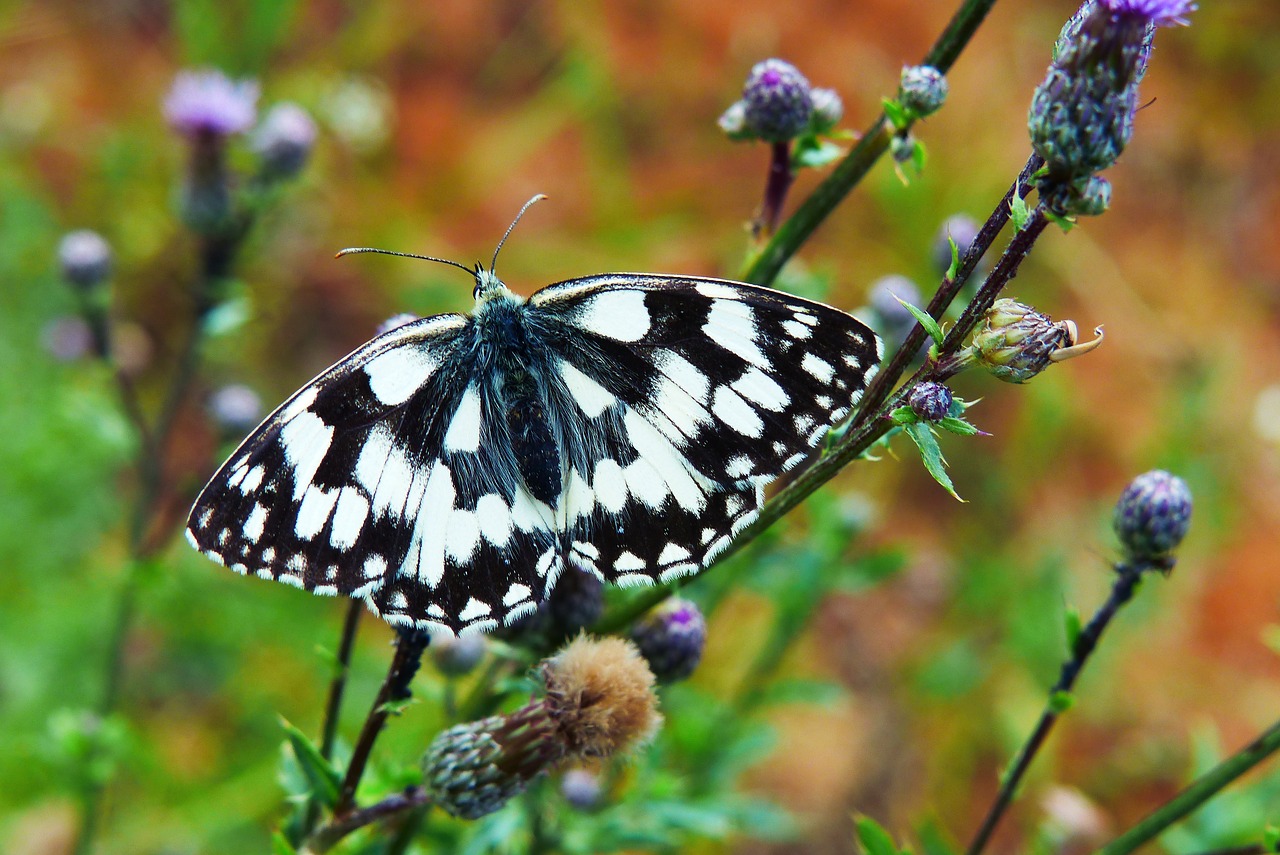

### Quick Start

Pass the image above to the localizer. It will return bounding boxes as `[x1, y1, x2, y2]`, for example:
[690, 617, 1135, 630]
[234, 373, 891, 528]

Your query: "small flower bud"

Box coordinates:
[898, 65, 948, 117]
[630, 598, 707, 683]
[58, 230, 113, 290]
[253, 102, 317, 180]
[423, 636, 660, 819]
[908, 382, 954, 423]
[164, 69, 259, 139]
[931, 214, 982, 277]
[890, 131, 917, 164]
[431, 634, 486, 677]
[42, 316, 94, 362]
[546, 567, 605, 634]
[970, 299, 1075, 384]
[1113, 469, 1192, 559]
[808, 88, 844, 134]
[717, 100, 754, 141]
[741, 59, 813, 143]
[560, 768, 603, 811]
[207, 383, 263, 433]
[1066, 175, 1113, 216]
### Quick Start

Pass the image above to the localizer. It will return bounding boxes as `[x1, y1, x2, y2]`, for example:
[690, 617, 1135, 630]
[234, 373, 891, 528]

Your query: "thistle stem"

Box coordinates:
[333, 629, 430, 818]
[755, 141, 795, 238]
[965, 557, 1167, 855]
[303, 787, 433, 854]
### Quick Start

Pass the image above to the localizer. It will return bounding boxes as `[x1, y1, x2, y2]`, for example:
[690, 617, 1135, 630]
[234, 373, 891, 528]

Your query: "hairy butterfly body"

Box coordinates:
[186, 202, 881, 636]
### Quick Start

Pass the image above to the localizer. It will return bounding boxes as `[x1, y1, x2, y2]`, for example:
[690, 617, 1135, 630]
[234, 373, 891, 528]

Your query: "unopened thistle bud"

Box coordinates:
[423, 636, 661, 820]
[741, 59, 813, 143]
[253, 102, 317, 181]
[865, 274, 923, 351]
[968, 299, 1103, 383]
[207, 383, 263, 434]
[58, 230, 113, 291]
[899, 65, 948, 117]
[717, 100, 753, 141]
[1113, 469, 1192, 559]
[1029, 0, 1196, 196]
[931, 214, 982, 277]
[908, 382, 954, 423]
[808, 88, 844, 134]
[630, 598, 707, 683]
[560, 767, 603, 811]
[431, 634, 487, 677]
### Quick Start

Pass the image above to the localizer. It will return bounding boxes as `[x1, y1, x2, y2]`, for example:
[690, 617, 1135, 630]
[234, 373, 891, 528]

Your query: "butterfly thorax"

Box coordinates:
[467, 283, 563, 509]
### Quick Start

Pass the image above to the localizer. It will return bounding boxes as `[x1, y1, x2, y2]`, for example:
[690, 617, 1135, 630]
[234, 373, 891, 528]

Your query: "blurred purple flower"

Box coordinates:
[253, 102, 317, 179]
[1101, 0, 1197, 27]
[164, 70, 259, 138]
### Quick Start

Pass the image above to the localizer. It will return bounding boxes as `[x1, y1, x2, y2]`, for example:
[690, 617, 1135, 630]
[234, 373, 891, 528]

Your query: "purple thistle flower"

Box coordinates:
[741, 59, 813, 143]
[253, 102, 317, 180]
[164, 70, 259, 138]
[1100, 0, 1197, 27]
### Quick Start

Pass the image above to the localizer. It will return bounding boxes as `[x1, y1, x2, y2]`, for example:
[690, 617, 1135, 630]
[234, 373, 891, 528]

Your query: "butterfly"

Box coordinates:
[186, 197, 881, 636]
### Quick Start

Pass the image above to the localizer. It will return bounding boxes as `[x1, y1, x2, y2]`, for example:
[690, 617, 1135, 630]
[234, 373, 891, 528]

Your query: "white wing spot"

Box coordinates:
[445, 508, 480, 562]
[363, 554, 387, 579]
[559, 360, 616, 418]
[726, 455, 754, 479]
[658, 543, 692, 564]
[623, 458, 669, 509]
[592, 459, 628, 514]
[364, 346, 438, 406]
[794, 311, 818, 327]
[802, 352, 836, 383]
[243, 503, 268, 544]
[624, 410, 706, 512]
[782, 319, 813, 339]
[407, 461, 456, 588]
[564, 468, 595, 521]
[704, 300, 770, 369]
[731, 367, 790, 412]
[711, 385, 764, 438]
[614, 551, 646, 572]
[574, 290, 650, 342]
[280, 411, 334, 502]
[330, 487, 370, 550]
[655, 351, 711, 403]
[295, 486, 339, 541]
[281, 386, 319, 423]
[459, 597, 492, 622]
[503, 583, 532, 607]
[475, 493, 513, 547]
[443, 385, 483, 452]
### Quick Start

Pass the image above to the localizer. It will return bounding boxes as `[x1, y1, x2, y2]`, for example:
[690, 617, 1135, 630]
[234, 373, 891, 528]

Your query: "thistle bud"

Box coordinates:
[253, 102, 317, 181]
[422, 636, 660, 819]
[431, 634, 486, 677]
[741, 59, 813, 143]
[560, 768, 603, 811]
[931, 214, 982, 277]
[58, 230, 113, 291]
[207, 383, 263, 434]
[865, 274, 923, 352]
[970, 299, 1075, 384]
[717, 100, 753, 141]
[1029, 0, 1196, 193]
[898, 65, 948, 117]
[908, 382, 954, 423]
[809, 88, 844, 134]
[1113, 469, 1192, 559]
[629, 597, 707, 683]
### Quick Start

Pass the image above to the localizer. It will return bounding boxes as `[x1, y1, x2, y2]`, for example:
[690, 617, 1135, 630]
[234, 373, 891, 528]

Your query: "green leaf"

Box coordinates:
[935, 416, 980, 437]
[202, 293, 253, 337]
[280, 718, 341, 808]
[1049, 690, 1075, 713]
[895, 298, 945, 346]
[855, 815, 906, 855]
[793, 137, 847, 169]
[911, 139, 927, 173]
[945, 236, 961, 280]
[271, 832, 299, 855]
[1063, 607, 1082, 652]
[903, 422, 963, 501]
[1045, 208, 1076, 232]
[915, 817, 960, 855]
[882, 98, 910, 130]
[1010, 194, 1031, 230]
[890, 405, 920, 426]
[1264, 824, 1279, 851]
[759, 678, 845, 708]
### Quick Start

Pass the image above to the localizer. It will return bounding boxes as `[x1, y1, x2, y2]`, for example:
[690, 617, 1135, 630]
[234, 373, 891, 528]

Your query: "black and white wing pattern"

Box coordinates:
[187, 272, 880, 636]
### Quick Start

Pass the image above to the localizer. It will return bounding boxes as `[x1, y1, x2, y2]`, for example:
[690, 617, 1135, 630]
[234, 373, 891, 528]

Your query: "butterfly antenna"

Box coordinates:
[490, 193, 548, 274]
[334, 247, 475, 277]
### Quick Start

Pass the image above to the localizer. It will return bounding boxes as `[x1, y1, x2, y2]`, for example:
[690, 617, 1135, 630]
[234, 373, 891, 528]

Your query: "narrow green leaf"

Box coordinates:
[936, 416, 980, 436]
[903, 422, 963, 501]
[1263, 823, 1279, 850]
[1010, 194, 1031, 230]
[945, 235, 961, 280]
[896, 298, 945, 346]
[882, 98, 910, 130]
[855, 815, 905, 855]
[280, 718, 341, 808]
[911, 139, 927, 173]
[793, 138, 847, 169]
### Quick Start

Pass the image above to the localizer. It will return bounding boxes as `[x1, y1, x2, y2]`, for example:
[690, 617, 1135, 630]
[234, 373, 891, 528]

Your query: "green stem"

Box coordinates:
[741, 0, 1001, 287]
[1096, 718, 1280, 855]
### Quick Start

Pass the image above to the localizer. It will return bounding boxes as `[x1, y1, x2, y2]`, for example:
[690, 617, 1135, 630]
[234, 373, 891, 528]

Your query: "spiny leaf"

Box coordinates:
[903, 422, 963, 501]
[280, 718, 341, 809]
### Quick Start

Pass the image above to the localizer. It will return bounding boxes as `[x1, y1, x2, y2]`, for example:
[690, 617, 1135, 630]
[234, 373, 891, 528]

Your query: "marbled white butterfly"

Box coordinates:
[186, 198, 881, 636]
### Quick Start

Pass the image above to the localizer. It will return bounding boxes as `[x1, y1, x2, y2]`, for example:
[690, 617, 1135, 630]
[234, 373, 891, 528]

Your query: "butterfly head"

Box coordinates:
[472, 266, 511, 303]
